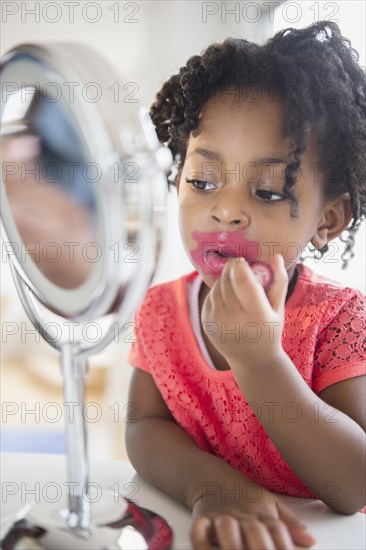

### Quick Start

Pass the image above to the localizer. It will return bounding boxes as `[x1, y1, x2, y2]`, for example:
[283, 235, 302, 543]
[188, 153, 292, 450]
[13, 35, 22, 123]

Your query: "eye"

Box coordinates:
[256, 189, 286, 202]
[186, 178, 216, 192]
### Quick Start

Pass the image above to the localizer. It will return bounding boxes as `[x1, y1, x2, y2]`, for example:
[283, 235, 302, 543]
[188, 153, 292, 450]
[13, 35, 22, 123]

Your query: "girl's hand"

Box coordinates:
[190, 488, 316, 550]
[201, 254, 288, 370]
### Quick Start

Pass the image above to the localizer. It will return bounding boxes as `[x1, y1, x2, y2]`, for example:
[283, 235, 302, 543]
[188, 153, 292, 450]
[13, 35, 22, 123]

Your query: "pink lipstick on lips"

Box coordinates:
[190, 231, 273, 289]
[191, 231, 259, 276]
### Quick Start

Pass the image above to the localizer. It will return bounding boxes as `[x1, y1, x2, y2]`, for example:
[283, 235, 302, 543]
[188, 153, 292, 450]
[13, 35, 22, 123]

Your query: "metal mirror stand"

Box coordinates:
[1, 43, 172, 548]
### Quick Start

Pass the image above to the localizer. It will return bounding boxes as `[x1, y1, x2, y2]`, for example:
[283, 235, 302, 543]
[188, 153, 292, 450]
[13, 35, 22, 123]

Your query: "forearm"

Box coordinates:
[232, 351, 366, 513]
[126, 417, 262, 510]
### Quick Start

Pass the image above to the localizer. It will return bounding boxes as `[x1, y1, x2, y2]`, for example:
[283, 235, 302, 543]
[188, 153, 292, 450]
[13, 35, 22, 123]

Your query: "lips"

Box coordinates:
[204, 250, 237, 273]
[191, 231, 261, 277]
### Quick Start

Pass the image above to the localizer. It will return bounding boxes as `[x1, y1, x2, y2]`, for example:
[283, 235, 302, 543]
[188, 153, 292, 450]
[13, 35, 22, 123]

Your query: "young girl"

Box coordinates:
[126, 21, 366, 549]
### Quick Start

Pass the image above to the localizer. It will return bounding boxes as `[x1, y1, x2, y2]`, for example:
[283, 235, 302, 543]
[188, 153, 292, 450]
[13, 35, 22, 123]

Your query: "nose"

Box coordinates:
[210, 186, 250, 228]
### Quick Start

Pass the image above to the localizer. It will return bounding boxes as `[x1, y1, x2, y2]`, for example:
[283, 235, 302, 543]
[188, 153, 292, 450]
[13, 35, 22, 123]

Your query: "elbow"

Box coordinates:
[321, 455, 366, 515]
[323, 488, 365, 515]
[327, 502, 364, 515]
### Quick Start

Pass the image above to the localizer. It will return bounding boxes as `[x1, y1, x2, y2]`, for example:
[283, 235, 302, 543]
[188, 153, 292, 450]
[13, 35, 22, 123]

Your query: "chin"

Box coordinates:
[198, 271, 220, 288]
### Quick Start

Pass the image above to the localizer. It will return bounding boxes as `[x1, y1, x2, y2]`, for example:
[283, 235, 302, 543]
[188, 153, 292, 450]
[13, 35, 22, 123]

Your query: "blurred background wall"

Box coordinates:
[1, 0, 365, 459]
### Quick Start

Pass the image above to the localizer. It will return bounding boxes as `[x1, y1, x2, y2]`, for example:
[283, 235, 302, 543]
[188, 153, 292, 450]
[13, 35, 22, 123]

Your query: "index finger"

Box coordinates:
[229, 258, 269, 313]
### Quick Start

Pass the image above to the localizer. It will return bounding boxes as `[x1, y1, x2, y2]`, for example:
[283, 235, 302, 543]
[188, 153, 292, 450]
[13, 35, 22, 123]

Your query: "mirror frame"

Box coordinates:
[1, 43, 164, 320]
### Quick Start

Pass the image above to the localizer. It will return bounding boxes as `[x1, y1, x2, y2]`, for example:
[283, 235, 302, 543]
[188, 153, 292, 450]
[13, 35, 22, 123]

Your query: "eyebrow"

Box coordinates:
[188, 147, 222, 161]
[257, 157, 288, 165]
[188, 148, 288, 165]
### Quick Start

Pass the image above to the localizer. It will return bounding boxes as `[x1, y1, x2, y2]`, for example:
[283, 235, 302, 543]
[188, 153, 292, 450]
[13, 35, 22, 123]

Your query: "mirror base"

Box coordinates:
[1, 492, 173, 549]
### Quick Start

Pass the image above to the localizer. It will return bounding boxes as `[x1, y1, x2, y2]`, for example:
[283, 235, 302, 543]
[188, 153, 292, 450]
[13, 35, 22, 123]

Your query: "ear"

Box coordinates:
[311, 193, 353, 249]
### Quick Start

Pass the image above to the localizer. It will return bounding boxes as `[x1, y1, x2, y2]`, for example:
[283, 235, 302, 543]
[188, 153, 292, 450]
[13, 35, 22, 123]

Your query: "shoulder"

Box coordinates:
[284, 266, 365, 393]
[289, 264, 365, 315]
[134, 271, 198, 321]
[129, 272, 199, 369]
[285, 264, 365, 346]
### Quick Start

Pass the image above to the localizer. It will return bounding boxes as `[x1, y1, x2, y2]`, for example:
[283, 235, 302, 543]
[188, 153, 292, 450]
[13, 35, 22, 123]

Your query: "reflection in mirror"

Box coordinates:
[2, 83, 97, 289]
[1, 496, 173, 550]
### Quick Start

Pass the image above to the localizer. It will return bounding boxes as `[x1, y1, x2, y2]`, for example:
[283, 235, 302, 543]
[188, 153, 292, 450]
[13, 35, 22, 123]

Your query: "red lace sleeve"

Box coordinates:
[312, 289, 366, 393]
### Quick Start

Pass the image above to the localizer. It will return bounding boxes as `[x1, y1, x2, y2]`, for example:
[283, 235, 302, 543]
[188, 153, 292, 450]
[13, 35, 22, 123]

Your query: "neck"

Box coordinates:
[285, 265, 299, 302]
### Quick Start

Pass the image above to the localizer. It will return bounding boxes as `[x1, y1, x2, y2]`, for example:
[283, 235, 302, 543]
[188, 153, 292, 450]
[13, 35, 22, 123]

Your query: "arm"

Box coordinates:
[126, 368, 316, 549]
[202, 255, 366, 514]
[233, 355, 366, 514]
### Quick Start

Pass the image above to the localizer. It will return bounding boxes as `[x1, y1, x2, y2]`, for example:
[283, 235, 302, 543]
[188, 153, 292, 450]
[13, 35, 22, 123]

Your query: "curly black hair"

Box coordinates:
[150, 21, 366, 268]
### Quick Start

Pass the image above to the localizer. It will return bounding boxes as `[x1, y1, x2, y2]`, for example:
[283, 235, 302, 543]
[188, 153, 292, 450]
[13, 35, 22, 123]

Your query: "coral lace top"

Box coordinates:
[128, 264, 366, 499]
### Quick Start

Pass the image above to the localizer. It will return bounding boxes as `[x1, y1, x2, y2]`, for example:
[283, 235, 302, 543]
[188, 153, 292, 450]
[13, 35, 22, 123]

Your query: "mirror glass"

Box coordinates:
[1, 56, 98, 291]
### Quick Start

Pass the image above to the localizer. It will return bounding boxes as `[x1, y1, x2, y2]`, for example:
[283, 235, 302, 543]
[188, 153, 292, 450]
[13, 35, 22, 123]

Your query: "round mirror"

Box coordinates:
[1, 43, 170, 320]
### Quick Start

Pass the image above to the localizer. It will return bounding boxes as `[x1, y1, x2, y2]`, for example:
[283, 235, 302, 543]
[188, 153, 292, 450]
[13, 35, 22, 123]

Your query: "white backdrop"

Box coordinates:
[1, 1, 365, 458]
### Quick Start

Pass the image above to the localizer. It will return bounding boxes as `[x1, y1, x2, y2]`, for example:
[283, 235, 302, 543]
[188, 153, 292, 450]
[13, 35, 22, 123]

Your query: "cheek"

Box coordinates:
[255, 231, 304, 267]
[281, 242, 304, 266]
[178, 188, 203, 237]
[277, 226, 312, 267]
[178, 199, 196, 252]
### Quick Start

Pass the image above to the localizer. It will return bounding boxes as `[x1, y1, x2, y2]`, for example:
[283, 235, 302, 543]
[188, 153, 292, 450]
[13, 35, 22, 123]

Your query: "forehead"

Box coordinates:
[186, 93, 319, 171]
[192, 94, 285, 143]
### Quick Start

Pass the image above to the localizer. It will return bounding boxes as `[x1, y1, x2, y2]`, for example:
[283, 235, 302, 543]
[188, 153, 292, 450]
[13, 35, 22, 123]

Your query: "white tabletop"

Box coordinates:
[1, 453, 365, 549]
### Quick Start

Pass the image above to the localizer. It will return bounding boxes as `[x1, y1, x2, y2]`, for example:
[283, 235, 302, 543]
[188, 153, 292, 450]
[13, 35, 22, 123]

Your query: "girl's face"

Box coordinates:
[178, 94, 327, 288]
